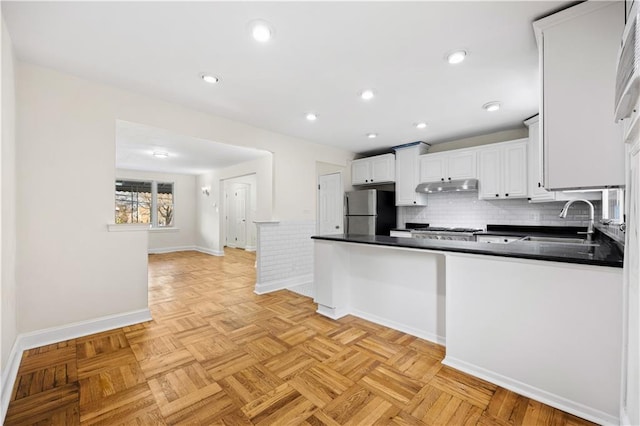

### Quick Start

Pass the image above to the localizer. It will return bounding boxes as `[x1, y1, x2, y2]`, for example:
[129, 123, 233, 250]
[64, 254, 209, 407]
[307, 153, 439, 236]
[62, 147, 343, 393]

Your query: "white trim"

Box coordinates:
[244, 245, 256, 252]
[148, 245, 196, 254]
[195, 246, 225, 256]
[254, 274, 312, 295]
[1, 340, 23, 424]
[0, 308, 151, 423]
[149, 227, 180, 233]
[620, 409, 631, 426]
[107, 224, 149, 232]
[350, 308, 446, 346]
[316, 304, 349, 320]
[442, 356, 618, 426]
[254, 220, 280, 224]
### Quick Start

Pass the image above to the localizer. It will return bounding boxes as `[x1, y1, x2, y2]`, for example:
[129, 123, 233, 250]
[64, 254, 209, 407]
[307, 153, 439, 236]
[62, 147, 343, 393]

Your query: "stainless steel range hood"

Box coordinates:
[415, 179, 478, 193]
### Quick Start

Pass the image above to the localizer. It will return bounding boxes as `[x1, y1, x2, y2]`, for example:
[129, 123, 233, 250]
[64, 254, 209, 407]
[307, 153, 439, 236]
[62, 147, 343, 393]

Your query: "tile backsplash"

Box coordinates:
[399, 191, 602, 230]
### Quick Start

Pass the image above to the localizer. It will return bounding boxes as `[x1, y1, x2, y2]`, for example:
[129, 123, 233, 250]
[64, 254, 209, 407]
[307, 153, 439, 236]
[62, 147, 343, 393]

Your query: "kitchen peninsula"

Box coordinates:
[312, 231, 623, 424]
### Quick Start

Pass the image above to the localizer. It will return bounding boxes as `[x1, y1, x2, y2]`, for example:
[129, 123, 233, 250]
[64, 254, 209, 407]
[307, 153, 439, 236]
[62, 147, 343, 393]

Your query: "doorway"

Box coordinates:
[223, 174, 257, 251]
[318, 172, 344, 234]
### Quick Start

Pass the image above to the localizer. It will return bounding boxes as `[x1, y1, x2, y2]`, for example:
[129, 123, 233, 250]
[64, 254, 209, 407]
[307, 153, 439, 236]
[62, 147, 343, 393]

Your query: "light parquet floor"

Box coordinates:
[6, 248, 596, 425]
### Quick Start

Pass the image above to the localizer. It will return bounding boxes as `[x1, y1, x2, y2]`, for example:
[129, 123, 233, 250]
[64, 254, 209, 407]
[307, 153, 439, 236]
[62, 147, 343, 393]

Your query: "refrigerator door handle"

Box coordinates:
[345, 195, 349, 234]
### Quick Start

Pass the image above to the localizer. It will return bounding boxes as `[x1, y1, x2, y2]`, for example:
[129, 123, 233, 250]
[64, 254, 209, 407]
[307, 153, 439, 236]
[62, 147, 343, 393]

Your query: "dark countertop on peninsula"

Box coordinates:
[311, 231, 624, 268]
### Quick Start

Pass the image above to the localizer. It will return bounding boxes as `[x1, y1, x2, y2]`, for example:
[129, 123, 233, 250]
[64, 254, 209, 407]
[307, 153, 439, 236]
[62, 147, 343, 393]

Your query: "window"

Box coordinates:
[115, 180, 174, 227]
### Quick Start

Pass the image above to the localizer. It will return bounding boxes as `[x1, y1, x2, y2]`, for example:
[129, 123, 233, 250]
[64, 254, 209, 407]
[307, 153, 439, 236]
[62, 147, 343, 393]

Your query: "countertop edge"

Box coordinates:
[311, 235, 623, 268]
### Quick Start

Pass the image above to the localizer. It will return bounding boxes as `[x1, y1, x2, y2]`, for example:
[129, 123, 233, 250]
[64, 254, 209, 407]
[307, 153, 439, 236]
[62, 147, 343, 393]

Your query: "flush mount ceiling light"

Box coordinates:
[201, 74, 219, 84]
[415, 122, 428, 129]
[360, 89, 375, 101]
[250, 20, 274, 43]
[152, 151, 169, 158]
[306, 112, 317, 121]
[367, 133, 378, 139]
[446, 50, 467, 64]
[482, 101, 501, 112]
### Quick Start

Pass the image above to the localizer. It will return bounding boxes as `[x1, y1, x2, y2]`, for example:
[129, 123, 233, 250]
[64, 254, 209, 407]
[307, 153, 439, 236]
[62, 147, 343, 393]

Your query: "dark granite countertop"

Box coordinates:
[475, 224, 588, 238]
[311, 232, 623, 268]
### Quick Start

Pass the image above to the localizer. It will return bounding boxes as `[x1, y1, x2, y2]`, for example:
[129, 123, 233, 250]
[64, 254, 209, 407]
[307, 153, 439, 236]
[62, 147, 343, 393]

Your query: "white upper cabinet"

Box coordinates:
[394, 143, 429, 206]
[351, 153, 395, 185]
[478, 140, 528, 200]
[419, 149, 477, 183]
[533, 1, 624, 190]
[526, 115, 555, 202]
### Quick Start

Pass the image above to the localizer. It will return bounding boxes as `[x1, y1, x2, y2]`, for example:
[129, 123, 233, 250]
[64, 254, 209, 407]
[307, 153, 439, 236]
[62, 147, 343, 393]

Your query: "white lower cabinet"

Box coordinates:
[478, 140, 527, 200]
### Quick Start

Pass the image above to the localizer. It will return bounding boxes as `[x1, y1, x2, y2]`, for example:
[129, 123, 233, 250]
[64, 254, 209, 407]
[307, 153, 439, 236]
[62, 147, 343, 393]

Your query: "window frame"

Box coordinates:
[115, 178, 175, 228]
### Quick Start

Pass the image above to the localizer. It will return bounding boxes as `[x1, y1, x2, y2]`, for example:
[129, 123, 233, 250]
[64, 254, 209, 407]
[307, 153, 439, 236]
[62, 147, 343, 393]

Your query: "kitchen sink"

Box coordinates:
[516, 236, 599, 247]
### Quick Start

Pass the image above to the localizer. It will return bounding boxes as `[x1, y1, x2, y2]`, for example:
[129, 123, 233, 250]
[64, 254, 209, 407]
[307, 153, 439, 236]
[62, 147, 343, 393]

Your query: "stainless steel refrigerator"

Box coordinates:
[344, 190, 396, 235]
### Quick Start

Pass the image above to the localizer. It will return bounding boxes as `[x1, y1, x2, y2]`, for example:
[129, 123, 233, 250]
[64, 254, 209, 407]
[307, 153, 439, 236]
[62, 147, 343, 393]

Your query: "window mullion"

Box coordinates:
[151, 181, 158, 227]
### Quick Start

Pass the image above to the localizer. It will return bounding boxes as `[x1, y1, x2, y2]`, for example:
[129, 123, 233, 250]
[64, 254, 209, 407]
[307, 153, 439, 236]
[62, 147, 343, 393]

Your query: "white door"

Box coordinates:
[232, 184, 248, 248]
[447, 150, 477, 180]
[318, 173, 343, 235]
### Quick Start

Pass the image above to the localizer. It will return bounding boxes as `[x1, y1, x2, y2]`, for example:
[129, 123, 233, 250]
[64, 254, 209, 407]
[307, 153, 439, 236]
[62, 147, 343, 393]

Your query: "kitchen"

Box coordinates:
[313, 1, 631, 424]
[0, 1, 637, 425]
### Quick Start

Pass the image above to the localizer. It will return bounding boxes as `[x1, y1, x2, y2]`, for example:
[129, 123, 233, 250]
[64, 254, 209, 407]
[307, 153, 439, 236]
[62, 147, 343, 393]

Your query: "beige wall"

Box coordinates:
[15, 62, 353, 333]
[427, 127, 527, 153]
[1, 15, 17, 372]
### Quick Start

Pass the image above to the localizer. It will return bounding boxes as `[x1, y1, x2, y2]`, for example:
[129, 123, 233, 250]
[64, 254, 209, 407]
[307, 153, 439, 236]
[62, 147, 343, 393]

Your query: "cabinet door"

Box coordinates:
[395, 148, 426, 206]
[503, 142, 528, 199]
[351, 159, 371, 185]
[419, 155, 446, 182]
[448, 150, 477, 180]
[528, 118, 556, 201]
[371, 155, 395, 183]
[478, 148, 502, 199]
[538, 2, 624, 189]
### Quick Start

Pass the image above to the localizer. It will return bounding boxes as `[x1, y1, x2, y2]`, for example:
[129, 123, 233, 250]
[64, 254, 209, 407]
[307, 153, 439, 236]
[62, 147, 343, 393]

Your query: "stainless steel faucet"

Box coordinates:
[559, 199, 595, 242]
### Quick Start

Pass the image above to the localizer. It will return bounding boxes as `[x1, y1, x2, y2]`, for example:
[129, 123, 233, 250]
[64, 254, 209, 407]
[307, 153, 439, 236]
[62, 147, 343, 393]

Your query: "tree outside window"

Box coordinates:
[115, 180, 174, 227]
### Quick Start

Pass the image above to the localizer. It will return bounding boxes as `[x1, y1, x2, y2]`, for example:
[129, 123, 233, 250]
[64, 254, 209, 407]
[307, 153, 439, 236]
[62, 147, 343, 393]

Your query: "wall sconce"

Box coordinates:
[201, 186, 211, 196]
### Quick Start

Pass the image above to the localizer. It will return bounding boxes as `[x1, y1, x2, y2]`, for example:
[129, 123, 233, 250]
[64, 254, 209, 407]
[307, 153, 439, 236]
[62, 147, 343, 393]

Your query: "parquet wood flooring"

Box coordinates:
[6, 248, 597, 425]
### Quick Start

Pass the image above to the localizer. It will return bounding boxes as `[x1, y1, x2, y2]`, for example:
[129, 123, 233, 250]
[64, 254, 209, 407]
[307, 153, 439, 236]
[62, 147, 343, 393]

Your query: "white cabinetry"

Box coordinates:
[395, 143, 429, 206]
[478, 140, 528, 200]
[533, 1, 624, 190]
[526, 116, 555, 202]
[351, 154, 395, 185]
[419, 150, 477, 183]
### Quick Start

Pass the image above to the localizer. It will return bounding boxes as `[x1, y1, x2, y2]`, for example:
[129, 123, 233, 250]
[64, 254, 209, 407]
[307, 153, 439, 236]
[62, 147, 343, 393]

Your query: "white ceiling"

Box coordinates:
[116, 120, 270, 175]
[2, 1, 571, 154]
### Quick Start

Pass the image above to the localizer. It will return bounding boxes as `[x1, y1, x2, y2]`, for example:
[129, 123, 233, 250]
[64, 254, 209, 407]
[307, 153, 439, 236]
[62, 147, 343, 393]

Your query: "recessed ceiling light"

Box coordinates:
[446, 50, 467, 64]
[482, 101, 501, 112]
[306, 113, 317, 121]
[415, 122, 428, 129]
[251, 21, 273, 43]
[361, 89, 375, 101]
[153, 151, 169, 158]
[201, 74, 219, 84]
[367, 133, 378, 139]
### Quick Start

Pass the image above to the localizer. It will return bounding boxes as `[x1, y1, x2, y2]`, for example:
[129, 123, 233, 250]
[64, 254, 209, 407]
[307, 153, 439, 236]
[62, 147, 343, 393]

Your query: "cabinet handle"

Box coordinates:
[504, 239, 508, 243]
[495, 194, 499, 197]
[505, 193, 509, 197]
[537, 182, 541, 188]
[441, 178, 445, 182]
[448, 177, 451, 181]
[413, 201, 416, 204]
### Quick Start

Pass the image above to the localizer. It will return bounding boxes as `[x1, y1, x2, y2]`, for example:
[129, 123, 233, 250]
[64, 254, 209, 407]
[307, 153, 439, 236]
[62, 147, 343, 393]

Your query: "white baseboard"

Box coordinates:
[254, 274, 312, 295]
[195, 246, 225, 256]
[442, 356, 618, 426]
[350, 308, 446, 346]
[620, 409, 631, 426]
[0, 308, 152, 424]
[1, 339, 23, 424]
[148, 245, 196, 254]
[316, 304, 349, 320]
[288, 282, 314, 298]
[245, 245, 256, 252]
